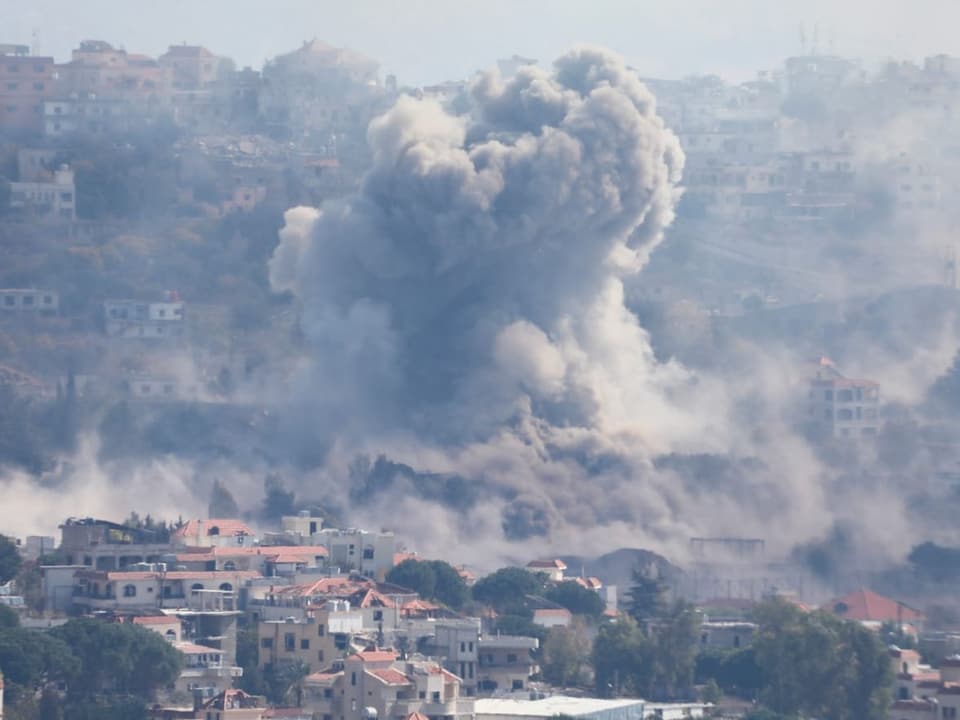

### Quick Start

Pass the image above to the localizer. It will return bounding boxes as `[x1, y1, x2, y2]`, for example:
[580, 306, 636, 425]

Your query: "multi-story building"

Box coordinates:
[302, 650, 475, 720]
[9, 165, 76, 221]
[59, 517, 174, 570]
[807, 357, 881, 439]
[71, 568, 258, 611]
[476, 635, 540, 695]
[0, 289, 59, 315]
[433, 619, 481, 694]
[104, 297, 186, 339]
[257, 601, 363, 673]
[173, 641, 244, 699]
[0, 45, 56, 134]
[278, 518, 396, 579]
[159, 45, 222, 91]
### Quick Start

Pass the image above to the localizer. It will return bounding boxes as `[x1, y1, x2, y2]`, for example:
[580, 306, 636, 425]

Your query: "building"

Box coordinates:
[302, 650, 475, 720]
[9, 165, 76, 221]
[477, 635, 540, 695]
[257, 601, 363, 673]
[159, 45, 222, 91]
[59, 517, 173, 570]
[433, 619, 481, 694]
[173, 640, 244, 698]
[150, 689, 267, 720]
[475, 695, 708, 720]
[532, 608, 572, 628]
[698, 621, 756, 650]
[176, 545, 329, 576]
[526, 559, 567, 583]
[808, 357, 881, 439]
[172, 519, 257, 548]
[0, 45, 56, 134]
[71, 568, 257, 611]
[0, 289, 58, 315]
[58, 40, 167, 101]
[104, 297, 186, 339]
[825, 587, 923, 629]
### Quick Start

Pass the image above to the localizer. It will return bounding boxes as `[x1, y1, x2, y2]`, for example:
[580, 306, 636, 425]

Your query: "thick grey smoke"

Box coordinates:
[267, 47, 936, 568]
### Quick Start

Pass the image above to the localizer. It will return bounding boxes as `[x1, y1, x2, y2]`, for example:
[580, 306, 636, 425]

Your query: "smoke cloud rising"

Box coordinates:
[267, 47, 788, 563]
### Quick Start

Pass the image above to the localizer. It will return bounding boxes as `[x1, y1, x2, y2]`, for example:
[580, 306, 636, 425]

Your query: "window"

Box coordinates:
[123, 584, 137, 597]
[223, 561, 236, 571]
[373, 610, 383, 621]
[318, 623, 325, 637]
[33, 82, 44, 91]
[261, 638, 273, 649]
[468, 642, 474, 652]
[22, 296, 33, 306]
[33, 63, 44, 72]
[351, 672, 357, 687]
[219, 583, 233, 592]
[824, 390, 833, 401]
[318, 650, 325, 662]
[512, 679, 524, 690]
[419, 691, 426, 699]
[301, 638, 310, 650]
[432, 692, 440, 702]
[460, 642, 466, 652]
[507, 654, 517, 663]
[363, 547, 374, 559]
[6, 82, 17, 90]
[3, 296, 14, 306]
[191, 583, 204, 592]
[285, 633, 296, 652]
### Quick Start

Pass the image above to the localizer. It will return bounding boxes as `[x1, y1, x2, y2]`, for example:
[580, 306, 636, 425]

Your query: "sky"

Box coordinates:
[4, 0, 960, 86]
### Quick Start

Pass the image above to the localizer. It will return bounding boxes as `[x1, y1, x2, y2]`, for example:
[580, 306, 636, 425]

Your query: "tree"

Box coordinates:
[0, 534, 22, 584]
[545, 581, 605, 618]
[472, 567, 548, 613]
[542, 619, 592, 687]
[209, 479, 240, 518]
[385, 559, 470, 610]
[701, 679, 721, 704]
[592, 614, 651, 697]
[0, 603, 19, 629]
[752, 598, 892, 720]
[625, 565, 668, 623]
[650, 600, 698, 700]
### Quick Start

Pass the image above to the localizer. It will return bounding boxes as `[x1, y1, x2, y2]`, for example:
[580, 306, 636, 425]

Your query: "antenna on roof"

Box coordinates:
[31, 28, 40, 56]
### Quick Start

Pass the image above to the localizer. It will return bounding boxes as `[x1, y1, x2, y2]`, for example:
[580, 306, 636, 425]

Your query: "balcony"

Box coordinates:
[180, 665, 244, 679]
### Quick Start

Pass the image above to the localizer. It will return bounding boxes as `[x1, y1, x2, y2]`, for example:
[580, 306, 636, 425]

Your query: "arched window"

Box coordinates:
[123, 584, 137, 597]
[191, 583, 204, 593]
[219, 583, 233, 592]
[165, 629, 177, 641]
[223, 561, 236, 571]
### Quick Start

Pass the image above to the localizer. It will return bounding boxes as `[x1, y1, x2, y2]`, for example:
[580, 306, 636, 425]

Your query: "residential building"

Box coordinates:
[104, 297, 186, 339]
[698, 621, 756, 650]
[0, 289, 59, 315]
[433, 619, 481, 694]
[175, 545, 328, 576]
[526, 559, 566, 583]
[124, 375, 199, 402]
[71, 568, 257, 611]
[318, 527, 396, 579]
[825, 588, 923, 630]
[302, 649, 475, 720]
[807, 357, 881, 439]
[531, 608, 572, 629]
[9, 165, 76, 221]
[150, 689, 267, 720]
[159, 45, 222, 91]
[475, 695, 708, 720]
[476, 635, 540, 695]
[0, 45, 56, 134]
[19, 535, 56, 561]
[173, 640, 243, 698]
[58, 40, 167, 101]
[59, 517, 173, 570]
[172, 518, 256, 548]
[257, 601, 363, 673]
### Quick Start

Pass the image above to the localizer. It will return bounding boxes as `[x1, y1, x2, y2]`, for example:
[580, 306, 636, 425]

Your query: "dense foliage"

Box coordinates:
[386, 558, 470, 610]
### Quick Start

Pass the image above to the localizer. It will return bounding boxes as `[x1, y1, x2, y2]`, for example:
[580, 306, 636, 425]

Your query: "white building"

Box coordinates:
[8, 166, 76, 221]
[0, 289, 58, 315]
[278, 518, 396, 580]
[475, 695, 708, 720]
[104, 298, 186, 339]
[807, 357, 881, 439]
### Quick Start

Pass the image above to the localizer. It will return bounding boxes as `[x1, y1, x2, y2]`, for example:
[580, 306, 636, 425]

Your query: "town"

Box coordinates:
[0, 513, 949, 720]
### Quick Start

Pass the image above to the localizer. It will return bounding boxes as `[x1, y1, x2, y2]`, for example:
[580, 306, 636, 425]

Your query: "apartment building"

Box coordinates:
[0, 289, 58, 315]
[9, 165, 76, 221]
[0, 45, 56, 134]
[257, 601, 363, 673]
[808, 357, 881, 439]
[104, 298, 186, 339]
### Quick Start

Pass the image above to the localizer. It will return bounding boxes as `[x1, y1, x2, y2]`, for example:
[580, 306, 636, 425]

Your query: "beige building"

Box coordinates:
[257, 602, 363, 674]
[302, 650, 474, 720]
[807, 358, 880, 439]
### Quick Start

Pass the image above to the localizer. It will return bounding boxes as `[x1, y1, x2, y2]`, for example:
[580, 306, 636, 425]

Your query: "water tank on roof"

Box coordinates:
[363, 708, 378, 720]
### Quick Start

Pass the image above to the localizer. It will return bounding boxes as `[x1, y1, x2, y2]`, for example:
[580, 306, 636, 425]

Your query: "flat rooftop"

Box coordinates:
[475, 696, 644, 718]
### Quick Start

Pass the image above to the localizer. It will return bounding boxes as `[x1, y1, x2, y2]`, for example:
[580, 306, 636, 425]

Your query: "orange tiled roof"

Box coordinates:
[826, 588, 922, 623]
[368, 668, 410, 685]
[527, 559, 567, 570]
[173, 518, 255, 540]
[131, 615, 179, 625]
[346, 650, 397, 663]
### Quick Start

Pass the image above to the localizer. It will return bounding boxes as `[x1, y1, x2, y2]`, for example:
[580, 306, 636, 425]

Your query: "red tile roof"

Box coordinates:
[407, 713, 430, 720]
[346, 650, 397, 663]
[87, 570, 260, 581]
[826, 588, 923, 623]
[173, 518, 255, 540]
[131, 615, 179, 625]
[368, 668, 410, 685]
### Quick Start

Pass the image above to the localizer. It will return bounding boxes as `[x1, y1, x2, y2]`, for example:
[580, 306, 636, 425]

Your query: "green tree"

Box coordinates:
[625, 565, 668, 623]
[428, 560, 470, 610]
[387, 559, 437, 599]
[0, 534, 22, 584]
[494, 614, 548, 644]
[386, 559, 470, 610]
[545, 581, 605, 617]
[650, 600, 698, 700]
[0, 603, 19, 629]
[542, 619, 592, 687]
[472, 567, 548, 613]
[592, 614, 651, 697]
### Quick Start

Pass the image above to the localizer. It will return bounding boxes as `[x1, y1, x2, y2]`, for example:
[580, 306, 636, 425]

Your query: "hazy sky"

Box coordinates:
[5, 0, 959, 85]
